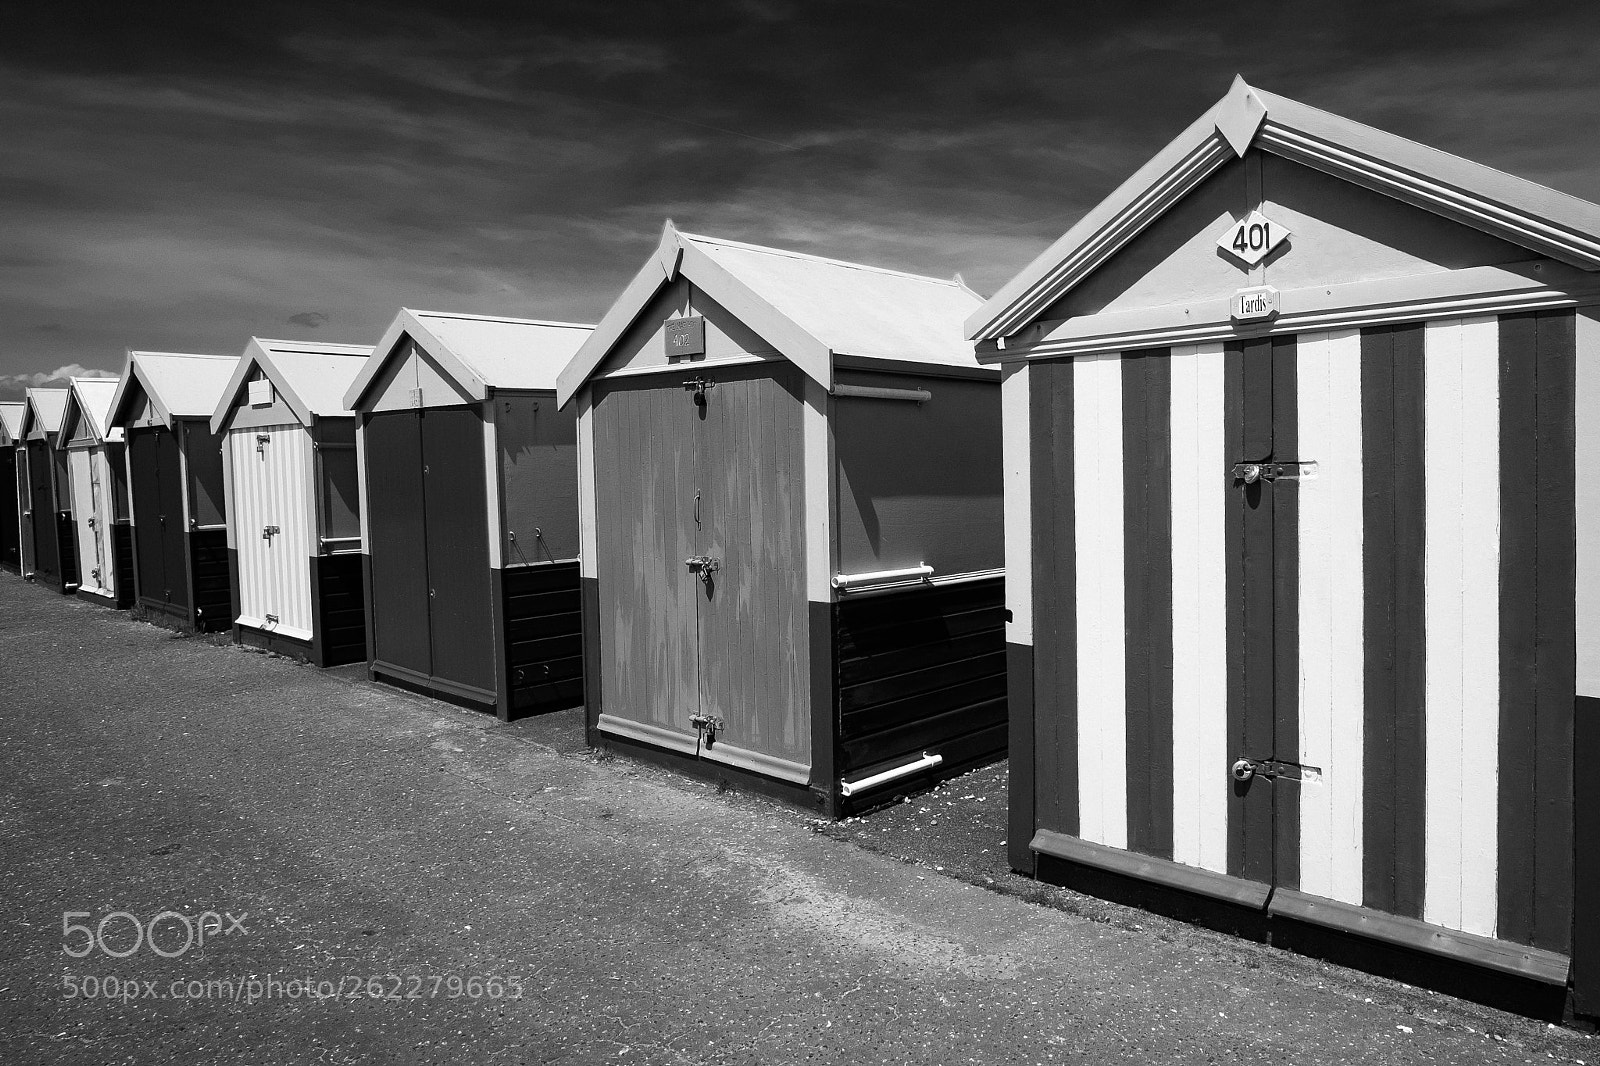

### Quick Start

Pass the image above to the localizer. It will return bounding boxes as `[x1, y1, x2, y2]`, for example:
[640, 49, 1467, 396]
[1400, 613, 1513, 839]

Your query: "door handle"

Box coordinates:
[685, 556, 721, 574]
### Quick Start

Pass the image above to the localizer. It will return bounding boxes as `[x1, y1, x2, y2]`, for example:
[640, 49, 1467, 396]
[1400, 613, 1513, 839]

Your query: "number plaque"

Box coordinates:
[664, 316, 706, 359]
[1217, 210, 1289, 266]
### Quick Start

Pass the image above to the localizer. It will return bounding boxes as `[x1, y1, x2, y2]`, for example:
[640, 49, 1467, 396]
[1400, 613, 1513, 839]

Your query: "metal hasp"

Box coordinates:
[689, 713, 724, 748]
[685, 555, 720, 587]
[681, 377, 716, 407]
[1231, 460, 1318, 484]
[261, 524, 280, 541]
[256, 433, 270, 456]
[1231, 757, 1321, 784]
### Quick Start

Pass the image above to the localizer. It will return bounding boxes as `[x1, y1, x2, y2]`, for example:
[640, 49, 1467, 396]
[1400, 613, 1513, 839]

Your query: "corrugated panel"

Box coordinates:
[229, 425, 314, 637]
[67, 449, 108, 595]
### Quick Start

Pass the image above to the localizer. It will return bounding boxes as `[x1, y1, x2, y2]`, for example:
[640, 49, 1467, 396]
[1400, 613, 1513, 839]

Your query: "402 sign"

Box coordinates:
[1216, 210, 1290, 267]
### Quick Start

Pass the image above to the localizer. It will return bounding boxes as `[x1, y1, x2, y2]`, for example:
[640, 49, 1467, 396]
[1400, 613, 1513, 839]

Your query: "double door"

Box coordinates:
[365, 406, 493, 701]
[594, 365, 807, 768]
[128, 428, 189, 610]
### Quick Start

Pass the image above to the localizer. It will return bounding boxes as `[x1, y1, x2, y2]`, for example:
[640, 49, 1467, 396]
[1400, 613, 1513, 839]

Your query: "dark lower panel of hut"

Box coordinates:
[830, 576, 1008, 814]
[54, 510, 78, 593]
[501, 560, 584, 716]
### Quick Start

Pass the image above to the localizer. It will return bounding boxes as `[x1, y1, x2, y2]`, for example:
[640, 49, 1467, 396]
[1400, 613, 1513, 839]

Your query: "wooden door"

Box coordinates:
[419, 406, 493, 696]
[68, 449, 102, 592]
[593, 380, 700, 734]
[27, 441, 58, 580]
[156, 429, 188, 609]
[693, 366, 808, 765]
[365, 410, 432, 677]
[128, 431, 164, 604]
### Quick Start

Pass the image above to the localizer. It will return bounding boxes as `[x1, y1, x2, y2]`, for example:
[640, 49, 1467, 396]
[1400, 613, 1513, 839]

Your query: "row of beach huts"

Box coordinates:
[6, 79, 1600, 1018]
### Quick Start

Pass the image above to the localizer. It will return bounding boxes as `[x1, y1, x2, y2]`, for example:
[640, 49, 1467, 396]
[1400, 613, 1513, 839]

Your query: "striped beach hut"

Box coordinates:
[973, 77, 1600, 1013]
[108, 351, 240, 631]
[343, 309, 595, 719]
[18, 388, 74, 591]
[557, 224, 1004, 814]
[211, 339, 373, 665]
[0, 402, 22, 573]
[59, 377, 133, 608]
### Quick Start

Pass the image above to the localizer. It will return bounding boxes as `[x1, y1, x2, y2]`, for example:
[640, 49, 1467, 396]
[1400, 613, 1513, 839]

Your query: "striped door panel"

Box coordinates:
[1032, 308, 1576, 953]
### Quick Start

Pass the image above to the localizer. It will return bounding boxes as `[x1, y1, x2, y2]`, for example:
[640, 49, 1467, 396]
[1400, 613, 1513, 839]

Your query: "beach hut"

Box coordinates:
[971, 76, 1600, 1012]
[0, 402, 22, 573]
[18, 388, 74, 591]
[556, 223, 1004, 815]
[108, 351, 240, 631]
[210, 338, 373, 665]
[342, 309, 595, 718]
[59, 377, 133, 608]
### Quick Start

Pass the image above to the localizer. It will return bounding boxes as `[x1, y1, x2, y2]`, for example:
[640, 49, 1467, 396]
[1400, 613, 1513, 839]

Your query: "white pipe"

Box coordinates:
[829, 383, 931, 404]
[839, 752, 944, 797]
[831, 563, 933, 590]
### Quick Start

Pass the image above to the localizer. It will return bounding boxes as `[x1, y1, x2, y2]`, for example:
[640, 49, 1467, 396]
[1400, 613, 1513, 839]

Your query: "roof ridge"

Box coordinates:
[408, 308, 596, 330]
[676, 229, 965, 288]
[130, 351, 234, 361]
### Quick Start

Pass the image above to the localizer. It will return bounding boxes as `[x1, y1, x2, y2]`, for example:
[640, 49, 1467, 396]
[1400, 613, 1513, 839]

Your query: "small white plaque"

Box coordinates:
[248, 379, 274, 407]
[1217, 210, 1290, 266]
[1232, 285, 1281, 322]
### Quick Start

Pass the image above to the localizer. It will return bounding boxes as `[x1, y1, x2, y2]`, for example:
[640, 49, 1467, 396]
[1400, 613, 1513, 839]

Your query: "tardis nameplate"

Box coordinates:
[1217, 210, 1290, 266]
[665, 316, 706, 359]
[1231, 285, 1281, 322]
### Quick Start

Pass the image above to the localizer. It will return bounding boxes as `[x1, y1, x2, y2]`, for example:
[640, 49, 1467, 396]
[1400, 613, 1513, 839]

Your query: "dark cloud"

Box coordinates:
[288, 311, 328, 328]
[1, 1, 1599, 381]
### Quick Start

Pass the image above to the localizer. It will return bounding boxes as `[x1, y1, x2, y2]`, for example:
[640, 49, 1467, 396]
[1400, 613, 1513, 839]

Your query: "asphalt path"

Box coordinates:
[1, 574, 1594, 1064]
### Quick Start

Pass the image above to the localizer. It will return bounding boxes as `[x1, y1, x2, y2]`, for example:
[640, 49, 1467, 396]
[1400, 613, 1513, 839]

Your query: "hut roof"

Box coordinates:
[344, 310, 595, 410]
[556, 221, 986, 406]
[211, 338, 374, 433]
[0, 402, 23, 445]
[62, 377, 124, 444]
[21, 387, 68, 438]
[967, 75, 1600, 343]
[108, 352, 240, 429]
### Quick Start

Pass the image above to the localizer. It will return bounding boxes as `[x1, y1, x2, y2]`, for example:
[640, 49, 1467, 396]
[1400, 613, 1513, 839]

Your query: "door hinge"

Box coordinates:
[1232, 461, 1318, 484]
[1231, 757, 1322, 784]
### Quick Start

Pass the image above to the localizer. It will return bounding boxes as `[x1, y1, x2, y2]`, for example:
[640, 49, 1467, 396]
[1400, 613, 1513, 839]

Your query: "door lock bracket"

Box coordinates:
[682, 377, 716, 406]
[690, 714, 725, 749]
[685, 555, 721, 585]
[1231, 757, 1322, 783]
[1232, 460, 1318, 484]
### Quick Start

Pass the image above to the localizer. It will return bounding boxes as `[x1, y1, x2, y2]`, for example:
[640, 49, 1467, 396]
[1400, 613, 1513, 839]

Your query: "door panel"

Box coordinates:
[593, 380, 700, 735]
[694, 366, 808, 765]
[420, 407, 494, 693]
[157, 430, 188, 609]
[27, 440, 58, 579]
[365, 411, 432, 675]
[69, 450, 101, 592]
[0, 449, 18, 569]
[129, 431, 165, 602]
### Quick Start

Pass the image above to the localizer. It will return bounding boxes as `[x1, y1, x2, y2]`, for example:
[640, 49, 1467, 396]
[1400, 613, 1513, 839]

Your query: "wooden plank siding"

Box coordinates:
[501, 560, 584, 714]
[1021, 310, 1580, 983]
[313, 552, 367, 667]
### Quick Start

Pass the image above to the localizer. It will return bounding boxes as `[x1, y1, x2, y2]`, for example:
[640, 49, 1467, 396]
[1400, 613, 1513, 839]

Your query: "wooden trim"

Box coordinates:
[575, 392, 597, 579]
[980, 264, 1600, 364]
[1269, 887, 1570, 986]
[1001, 363, 1031, 646]
[1031, 828, 1271, 909]
[597, 713, 811, 784]
[803, 378, 833, 604]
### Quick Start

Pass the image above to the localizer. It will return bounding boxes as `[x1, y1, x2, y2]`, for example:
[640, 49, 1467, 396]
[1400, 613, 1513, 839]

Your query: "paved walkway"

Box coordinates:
[0, 574, 1593, 1064]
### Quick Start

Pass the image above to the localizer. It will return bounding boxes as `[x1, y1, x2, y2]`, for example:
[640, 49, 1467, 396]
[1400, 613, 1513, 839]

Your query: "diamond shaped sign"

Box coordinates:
[1217, 211, 1290, 266]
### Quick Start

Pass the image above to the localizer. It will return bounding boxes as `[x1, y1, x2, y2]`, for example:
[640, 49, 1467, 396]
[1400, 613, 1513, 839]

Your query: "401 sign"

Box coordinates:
[1216, 210, 1290, 267]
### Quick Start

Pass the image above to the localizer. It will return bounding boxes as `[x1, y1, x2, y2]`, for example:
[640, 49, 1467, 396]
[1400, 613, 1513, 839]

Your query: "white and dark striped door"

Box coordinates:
[1034, 309, 1576, 954]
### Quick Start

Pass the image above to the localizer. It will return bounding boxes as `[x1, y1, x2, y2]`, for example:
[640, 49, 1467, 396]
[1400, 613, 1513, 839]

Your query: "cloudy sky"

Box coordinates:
[3, 0, 1599, 397]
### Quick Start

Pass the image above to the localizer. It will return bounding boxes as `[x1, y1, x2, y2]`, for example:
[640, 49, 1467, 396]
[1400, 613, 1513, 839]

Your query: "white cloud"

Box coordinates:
[0, 364, 118, 394]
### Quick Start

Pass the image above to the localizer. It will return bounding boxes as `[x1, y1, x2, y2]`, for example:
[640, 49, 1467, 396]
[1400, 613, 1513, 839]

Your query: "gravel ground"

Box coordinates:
[1, 572, 1595, 1065]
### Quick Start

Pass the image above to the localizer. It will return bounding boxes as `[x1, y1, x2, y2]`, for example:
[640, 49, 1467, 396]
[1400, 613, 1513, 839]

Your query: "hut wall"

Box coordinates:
[832, 368, 1002, 579]
[496, 391, 578, 565]
[1020, 309, 1578, 981]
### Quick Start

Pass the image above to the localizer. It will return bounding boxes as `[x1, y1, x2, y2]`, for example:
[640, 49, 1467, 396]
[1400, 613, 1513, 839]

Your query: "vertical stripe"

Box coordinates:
[1361, 322, 1428, 920]
[1423, 315, 1500, 938]
[1074, 352, 1127, 849]
[1124, 349, 1173, 859]
[802, 378, 831, 603]
[1295, 329, 1364, 906]
[1227, 336, 1278, 885]
[1579, 311, 1600, 699]
[1497, 309, 1577, 953]
[1002, 362, 1036, 873]
[1033, 360, 1077, 837]
[1169, 342, 1229, 874]
[1270, 334, 1301, 891]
